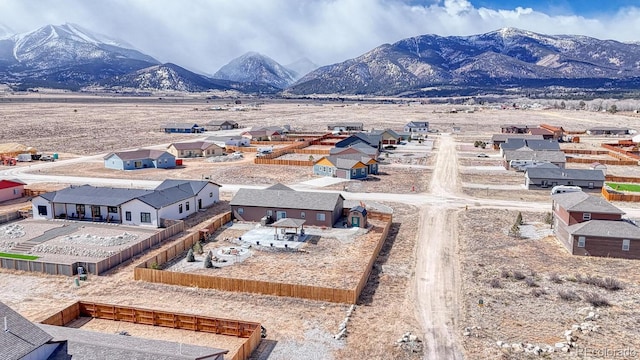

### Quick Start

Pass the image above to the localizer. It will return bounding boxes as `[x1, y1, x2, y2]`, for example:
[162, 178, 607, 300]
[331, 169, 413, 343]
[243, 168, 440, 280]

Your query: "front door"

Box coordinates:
[351, 216, 360, 227]
[198, 199, 202, 209]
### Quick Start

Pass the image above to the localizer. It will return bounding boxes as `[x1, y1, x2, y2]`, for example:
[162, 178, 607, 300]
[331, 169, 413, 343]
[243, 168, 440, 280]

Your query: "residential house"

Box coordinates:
[539, 124, 564, 140]
[500, 124, 532, 134]
[206, 136, 250, 148]
[503, 149, 566, 169]
[329, 144, 378, 158]
[499, 138, 561, 156]
[162, 123, 205, 133]
[206, 120, 239, 131]
[327, 122, 364, 132]
[31, 179, 220, 227]
[370, 129, 401, 144]
[167, 141, 224, 158]
[241, 126, 287, 141]
[527, 127, 555, 139]
[104, 149, 176, 170]
[313, 155, 375, 179]
[0, 179, 26, 202]
[586, 127, 632, 135]
[525, 167, 605, 189]
[552, 192, 640, 259]
[0, 301, 58, 360]
[491, 134, 544, 149]
[404, 121, 429, 138]
[230, 184, 344, 227]
[335, 133, 382, 151]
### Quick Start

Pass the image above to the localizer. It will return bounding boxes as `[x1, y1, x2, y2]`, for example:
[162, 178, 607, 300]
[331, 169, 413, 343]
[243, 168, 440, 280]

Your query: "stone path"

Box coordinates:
[10, 223, 81, 253]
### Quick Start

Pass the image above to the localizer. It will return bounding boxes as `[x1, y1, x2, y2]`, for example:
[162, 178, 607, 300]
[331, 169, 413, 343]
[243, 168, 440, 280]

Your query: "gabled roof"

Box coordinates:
[207, 120, 237, 126]
[491, 134, 544, 143]
[206, 135, 245, 142]
[527, 128, 555, 136]
[552, 192, 625, 215]
[162, 123, 201, 129]
[526, 168, 605, 181]
[168, 141, 221, 151]
[135, 186, 194, 209]
[230, 187, 343, 211]
[271, 218, 306, 228]
[567, 220, 640, 240]
[0, 179, 26, 190]
[319, 156, 367, 170]
[503, 150, 566, 162]
[0, 301, 53, 360]
[502, 139, 560, 151]
[370, 129, 400, 138]
[266, 183, 294, 191]
[350, 205, 367, 216]
[330, 144, 378, 157]
[405, 121, 429, 128]
[38, 185, 151, 207]
[155, 179, 221, 194]
[104, 149, 173, 161]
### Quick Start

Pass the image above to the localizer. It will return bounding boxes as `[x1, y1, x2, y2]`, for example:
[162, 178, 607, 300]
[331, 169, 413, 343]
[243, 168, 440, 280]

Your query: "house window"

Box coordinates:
[267, 210, 273, 216]
[622, 239, 630, 251]
[107, 206, 118, 213]
[209, 192, 213, 197]
[300, 212, 306, 219]
[185, 202, 190, 211]
[582, 213, 591, 221]
[37, 205, 47, 216]
[352, 169, 357, 176]
[317, 213, 326, 221]
[140, 212, 151, 223]
[125, 211, 132, 221]
[238, 208, 244, 215]
[276, 211, 287, 220]
[13, 189, 18, 195]
[577, 236, 586, 248]
[76, 204, 85, 216]
[179, 204, 183, 214]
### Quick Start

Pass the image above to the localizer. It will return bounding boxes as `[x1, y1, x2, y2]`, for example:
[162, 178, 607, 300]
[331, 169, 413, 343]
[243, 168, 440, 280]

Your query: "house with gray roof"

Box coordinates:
[206, 135, 250, 148]
[335, 133, 382, 151]
[329, 143, 378, 157]
[230, 184, 344, 227]
[162, 123, 205, 133]
[327, 122, 364, 132]
[167, 141, 224, 158]
[491, 134, 544, 149]
[0, 301, 58, 360]
[499, 138, 561, 155]
[525, 167, 605, 190]
[31, 180, 220, 227]
[586, 127, 631, 135]
[502, 149, 566, 170]
[403, 121, 429, 138]
[104, 149, 176, 170]
[313, 154, 378, 179]
[552, 192, 640, 259]
[206, 120, 239, 131]
[369, 129, 401, 144]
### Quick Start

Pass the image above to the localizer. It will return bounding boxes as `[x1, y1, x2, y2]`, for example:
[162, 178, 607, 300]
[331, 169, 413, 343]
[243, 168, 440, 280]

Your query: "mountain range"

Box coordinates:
[1, 24, 640, 96]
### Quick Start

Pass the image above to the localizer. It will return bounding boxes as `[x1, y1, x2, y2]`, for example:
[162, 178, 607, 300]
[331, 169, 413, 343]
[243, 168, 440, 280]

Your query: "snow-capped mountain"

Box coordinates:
[288, 28, 640, 95]
[0, 24, 14, 39]
[213, 52, 297, 89]
[285, 58, 319, 80]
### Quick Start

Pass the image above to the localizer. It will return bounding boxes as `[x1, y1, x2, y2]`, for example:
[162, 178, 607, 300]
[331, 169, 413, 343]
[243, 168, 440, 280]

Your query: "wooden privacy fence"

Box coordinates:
[601, 186, 640, 202]
[293, 148, 331, 155]
[40, 301, 261, 360]
[0, 211, 20, 225]
[602, 143, 640, 160]
[562, 149, 609, 155]
[135, 211, 393, 304]
[254, 158, 313, 166]
[566, 157, 637, 165]
[605, 175, 640, 183]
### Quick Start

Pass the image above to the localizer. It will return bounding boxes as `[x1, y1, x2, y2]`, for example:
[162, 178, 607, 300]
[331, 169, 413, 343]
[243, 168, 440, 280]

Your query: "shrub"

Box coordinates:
[204, 251, 213, 268]
[601, 277, 623, 291]
[578, 275, 624, 291]
[186, 248, 195, 262]
[531, 289, 547, 297]
[489, 278, 503, 288]
[193, 241, 203, 255]
[508, 223, 521, 238]
[549, 273, 563, 284]
[513, 271, 526, 280]
[525, 277, 539, 287]
[558, 290, 581, 302]
[544, 212, 553, 225]
[150, 262, 160, 270]
[501, 269, 511, 279]
[584, 292, 610, 307]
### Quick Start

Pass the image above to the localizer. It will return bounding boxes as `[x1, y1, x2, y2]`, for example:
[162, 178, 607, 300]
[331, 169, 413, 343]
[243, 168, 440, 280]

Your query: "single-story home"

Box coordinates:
[329, 143, 379, 158]
[206, 136, 251, 148]
[499, 138, 561, 155]
[162, 123, 205, 133]
[525, 167, 605, 189]
[327, 122, 364, 132]
[586, 127, 631, 135]
[104, 149, 176, 170]
[335, 133, 382, 151]
[241, 126, 287, 141]
[32, 179, 220, 227]
[500, 124, 532, 134]
[552, 192, 640, 259]
[370, 129, 401, 144]
[167, 141, 224, 158]
[503, 149, 566, 169]
[527, 127, 556, 139]
[491, 134, 544, 149]
[0, 179, 26, 202]
[313, 155, 372, 179]
[230, 184, 344, 227]
[404, 121, 429, 137]
[539, 124, 564, 139]
[206, 120, 239, 131]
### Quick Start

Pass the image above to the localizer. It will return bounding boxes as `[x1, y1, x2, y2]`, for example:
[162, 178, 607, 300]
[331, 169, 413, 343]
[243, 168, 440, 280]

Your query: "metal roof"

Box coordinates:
[0, 301, 53, 360]
[272, 218, 306, 228]
[552, 192, 625, 214]
[526, 168, 605, 181]
[567, 220, 640, 240]
[230, 187, 343, 211]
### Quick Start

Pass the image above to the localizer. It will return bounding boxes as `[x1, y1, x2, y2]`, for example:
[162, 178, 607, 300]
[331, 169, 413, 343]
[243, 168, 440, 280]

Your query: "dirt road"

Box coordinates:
[414, 134, 463, 359]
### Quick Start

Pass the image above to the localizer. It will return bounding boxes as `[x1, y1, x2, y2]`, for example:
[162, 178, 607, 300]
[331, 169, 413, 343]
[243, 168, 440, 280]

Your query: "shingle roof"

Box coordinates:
[136, 186, 193, 209]
[321, 156, 367, 170]
[0, 301, 53, 360]
[104, 149, 173, 161]
[169, 141, 220, 151]
[330, 144, 378, 156]
[491, 134, 544, 143]
[526, 168, 605, 181]
[40, 324, 227, 360]
[38, 185, 152, 207]
[272, 218, 306, 228]
[205, 136, 244, 141]
[207, 120, 237, 126]
[504, 150, 566, 162]
[369, 129, 400, 138]
[155, 179, 220, 194]
[501, 139, 560, 151]
[230, 187, 343, 211]
[163, 123, 201, 129]
[265, 183, 294, 191]
[552, 192, 625, 214]
[405, 121, 429, 128]
[567, 220, 640, 239]
[350, 205, 367, 216]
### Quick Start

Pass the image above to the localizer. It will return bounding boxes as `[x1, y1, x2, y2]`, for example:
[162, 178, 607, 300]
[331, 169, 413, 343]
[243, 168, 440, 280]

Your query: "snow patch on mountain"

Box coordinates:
[214, 52, 297, 89]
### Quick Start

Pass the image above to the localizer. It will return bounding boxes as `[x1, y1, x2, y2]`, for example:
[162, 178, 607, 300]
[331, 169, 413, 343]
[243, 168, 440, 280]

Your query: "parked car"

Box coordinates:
[476, 153, 489, 158]
[40, 155, 54, 161]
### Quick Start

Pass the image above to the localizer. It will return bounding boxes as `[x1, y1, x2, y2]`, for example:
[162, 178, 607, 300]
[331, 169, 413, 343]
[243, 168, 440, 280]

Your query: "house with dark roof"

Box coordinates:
[502, 149, 566, 170]
[499, 138, 561, 155]
[491, 134, 544, 149]
[586, 127, 631, 135]
[347, 206, 367, 228]
[167, 141, 224, 158]
[206, 120, 239, 131]
[0, 301, 58, 360]
[0, 179, 26, 202]
[313, 155, 374, 179]
[329, 143, 378, 158]
[525, 167, 605, 190]
[162, 123, 205, 133]
[31, 180, 220, 227]
[230, 184, 344, 227]
[552, 192, 640, 259]
[104, 149, 176, 170]
[241, 126, 288, 141]
[500, 124, 532, 134]
[327, 122, 364, 132]
[403, 121, 429, 138]
[335, 133, 382, 151]
[369, 129, 401, 144]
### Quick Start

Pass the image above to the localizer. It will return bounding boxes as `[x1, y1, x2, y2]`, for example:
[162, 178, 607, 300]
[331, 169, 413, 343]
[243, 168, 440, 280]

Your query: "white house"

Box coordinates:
[32, 179, 221, 227]
[206, 136, 250, 148]
[403, 121, 429, 138]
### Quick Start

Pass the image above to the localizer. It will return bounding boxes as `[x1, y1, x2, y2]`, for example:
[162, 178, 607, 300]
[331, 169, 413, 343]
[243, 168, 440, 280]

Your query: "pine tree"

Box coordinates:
[186, 248, 195, 262]
[204, 251, 213, 268]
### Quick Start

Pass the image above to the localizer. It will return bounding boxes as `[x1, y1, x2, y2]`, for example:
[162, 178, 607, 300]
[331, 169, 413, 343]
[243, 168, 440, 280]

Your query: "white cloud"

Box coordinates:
[0, 0, 638, 75]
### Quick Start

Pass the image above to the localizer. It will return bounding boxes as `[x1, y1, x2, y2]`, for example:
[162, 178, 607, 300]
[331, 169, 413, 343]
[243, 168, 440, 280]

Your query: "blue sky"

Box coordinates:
[1, 0, 639, 73]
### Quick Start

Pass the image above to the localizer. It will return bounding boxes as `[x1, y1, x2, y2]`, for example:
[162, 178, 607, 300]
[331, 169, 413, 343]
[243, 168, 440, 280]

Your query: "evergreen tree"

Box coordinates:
[204, 251, 213, 268]
[186, 248, 195, 262]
